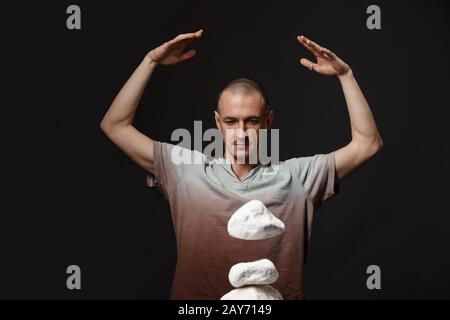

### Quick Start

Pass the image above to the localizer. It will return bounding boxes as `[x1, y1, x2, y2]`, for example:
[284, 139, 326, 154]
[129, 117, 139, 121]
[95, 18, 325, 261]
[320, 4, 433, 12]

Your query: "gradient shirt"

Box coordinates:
[146, 140, 339, 299]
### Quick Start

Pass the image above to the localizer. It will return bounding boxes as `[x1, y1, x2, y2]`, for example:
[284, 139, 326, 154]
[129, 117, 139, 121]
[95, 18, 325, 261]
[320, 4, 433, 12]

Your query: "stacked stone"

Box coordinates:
[221, 200, 285, 300]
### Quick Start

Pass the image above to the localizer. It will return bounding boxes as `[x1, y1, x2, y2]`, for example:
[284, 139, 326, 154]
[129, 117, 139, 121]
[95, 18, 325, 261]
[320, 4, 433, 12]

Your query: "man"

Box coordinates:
[100, 29, 383, 299]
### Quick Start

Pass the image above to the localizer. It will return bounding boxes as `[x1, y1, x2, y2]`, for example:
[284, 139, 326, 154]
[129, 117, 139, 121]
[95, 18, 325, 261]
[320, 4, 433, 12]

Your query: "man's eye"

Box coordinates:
[225, 121, 235, 125]
[248, 119, 259, 124]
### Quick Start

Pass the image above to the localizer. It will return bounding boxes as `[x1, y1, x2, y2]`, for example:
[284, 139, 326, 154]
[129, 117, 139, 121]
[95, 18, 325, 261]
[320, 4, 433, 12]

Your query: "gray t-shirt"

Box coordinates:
[147, 140, 339, 299]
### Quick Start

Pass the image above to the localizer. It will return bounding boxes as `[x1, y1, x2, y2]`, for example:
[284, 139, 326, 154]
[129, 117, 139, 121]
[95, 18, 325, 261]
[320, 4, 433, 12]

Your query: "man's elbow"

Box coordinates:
[353, 135, 383, 160]
[368, 136, 384, 157]
[99, 118, 118, 137]
[99, 119, 111, 135]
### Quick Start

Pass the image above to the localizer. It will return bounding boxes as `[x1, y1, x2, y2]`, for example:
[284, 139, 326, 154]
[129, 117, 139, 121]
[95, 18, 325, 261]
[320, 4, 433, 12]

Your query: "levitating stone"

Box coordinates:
[229, 259, 279, 288]
[220, 285, 283, 300]
[227, 200, 285, 240]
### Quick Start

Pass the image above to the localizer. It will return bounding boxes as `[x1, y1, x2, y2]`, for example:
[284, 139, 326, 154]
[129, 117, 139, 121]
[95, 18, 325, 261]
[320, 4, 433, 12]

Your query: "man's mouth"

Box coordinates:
[234, 142, 249, 147]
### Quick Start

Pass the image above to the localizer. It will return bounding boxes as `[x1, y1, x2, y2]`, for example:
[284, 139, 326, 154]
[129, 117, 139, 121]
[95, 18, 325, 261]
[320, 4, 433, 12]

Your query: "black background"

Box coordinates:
[2, 0, 450, 299]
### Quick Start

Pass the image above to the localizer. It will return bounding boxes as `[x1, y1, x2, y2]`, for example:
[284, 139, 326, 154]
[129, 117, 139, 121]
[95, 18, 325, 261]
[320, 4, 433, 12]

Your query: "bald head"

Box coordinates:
[217, 77, 269, 114]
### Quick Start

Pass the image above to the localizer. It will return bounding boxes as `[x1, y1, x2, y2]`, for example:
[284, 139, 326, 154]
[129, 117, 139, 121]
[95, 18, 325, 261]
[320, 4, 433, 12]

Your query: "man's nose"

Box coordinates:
[235, 127, 247, 139]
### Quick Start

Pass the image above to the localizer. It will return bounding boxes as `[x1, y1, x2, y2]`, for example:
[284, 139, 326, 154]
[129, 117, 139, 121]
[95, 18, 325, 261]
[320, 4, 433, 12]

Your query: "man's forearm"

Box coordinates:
[100, 55, 158, 133]
[338, 70, 383, 151]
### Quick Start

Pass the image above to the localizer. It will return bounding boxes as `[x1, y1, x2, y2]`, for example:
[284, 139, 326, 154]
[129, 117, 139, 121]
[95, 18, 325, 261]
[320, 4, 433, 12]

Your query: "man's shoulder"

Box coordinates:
[158, 141, 207, 166]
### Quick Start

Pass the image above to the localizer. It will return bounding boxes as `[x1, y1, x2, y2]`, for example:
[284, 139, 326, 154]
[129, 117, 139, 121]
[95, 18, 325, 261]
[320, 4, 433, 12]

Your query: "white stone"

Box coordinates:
[229, 259, 278, 288]
[220, 285, 283, 300]
[227, 200, 285, 240]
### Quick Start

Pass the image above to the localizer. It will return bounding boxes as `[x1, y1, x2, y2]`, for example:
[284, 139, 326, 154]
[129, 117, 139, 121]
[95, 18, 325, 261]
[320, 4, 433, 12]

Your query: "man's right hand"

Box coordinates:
[147, 29, 203, 66]
[101, 29, 204, 177]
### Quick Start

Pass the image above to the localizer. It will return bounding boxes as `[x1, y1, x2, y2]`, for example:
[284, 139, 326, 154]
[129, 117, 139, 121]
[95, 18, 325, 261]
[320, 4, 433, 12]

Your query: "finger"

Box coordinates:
[321, 51, 331, 60]
[175, 31, 203, 52]
[297, 35, 313, 50]
[320, 47, 337, 60]
[167, 37, 193, 50]
[167, 35, 190, 46]
[297, 35, 322, 57]
[168, 30, 203, 46]
[299, 57, 317, 71]
[297, 35, 310, 45]
[307, 39, 323, 54]
[298, 35, 327, 57]
[179, 49, 196, 61]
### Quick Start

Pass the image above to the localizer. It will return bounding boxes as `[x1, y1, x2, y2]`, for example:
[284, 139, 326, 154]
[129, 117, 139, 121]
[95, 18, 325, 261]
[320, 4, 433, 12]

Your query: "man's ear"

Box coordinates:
[214, 110, 221, 130]
[265, 109, 273, 128]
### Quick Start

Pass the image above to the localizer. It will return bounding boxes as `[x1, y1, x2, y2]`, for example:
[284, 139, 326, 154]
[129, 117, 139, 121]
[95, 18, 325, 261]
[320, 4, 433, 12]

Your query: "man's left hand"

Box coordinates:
[297, 35, 351, 77]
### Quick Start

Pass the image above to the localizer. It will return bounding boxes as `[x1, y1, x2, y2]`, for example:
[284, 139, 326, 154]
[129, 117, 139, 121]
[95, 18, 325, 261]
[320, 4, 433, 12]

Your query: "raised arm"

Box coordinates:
[297, 35, 383, 181]
[100, 29, 203, 175]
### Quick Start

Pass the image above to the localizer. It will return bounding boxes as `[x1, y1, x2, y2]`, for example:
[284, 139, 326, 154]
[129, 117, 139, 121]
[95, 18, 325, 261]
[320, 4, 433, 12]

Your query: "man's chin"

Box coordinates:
[232, 150, 258, 164]
[232, 149, 248, 156]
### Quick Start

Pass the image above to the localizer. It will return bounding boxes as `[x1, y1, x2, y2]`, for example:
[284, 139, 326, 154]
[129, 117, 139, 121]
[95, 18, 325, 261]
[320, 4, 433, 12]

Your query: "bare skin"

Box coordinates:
[100, 30, 383, 184]
[214, 92, 273, 181]
[100, 30, 203, 175]
[297, 35, 383, 181]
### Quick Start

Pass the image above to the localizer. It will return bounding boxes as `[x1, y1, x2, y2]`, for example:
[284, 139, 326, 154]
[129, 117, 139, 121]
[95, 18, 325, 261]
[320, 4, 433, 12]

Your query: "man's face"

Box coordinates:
[214, 90, 273, 163]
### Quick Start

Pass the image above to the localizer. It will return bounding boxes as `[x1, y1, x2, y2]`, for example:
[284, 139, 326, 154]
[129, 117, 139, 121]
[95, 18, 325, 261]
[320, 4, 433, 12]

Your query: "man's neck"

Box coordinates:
[231, 163, 258, 181]
[225, 152, 259, 181]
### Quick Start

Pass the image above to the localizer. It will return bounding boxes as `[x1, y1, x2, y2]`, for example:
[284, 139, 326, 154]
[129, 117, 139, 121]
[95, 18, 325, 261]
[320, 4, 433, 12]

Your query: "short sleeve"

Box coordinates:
[284, 152, 339, 207]
[146, 141, 206, 200]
